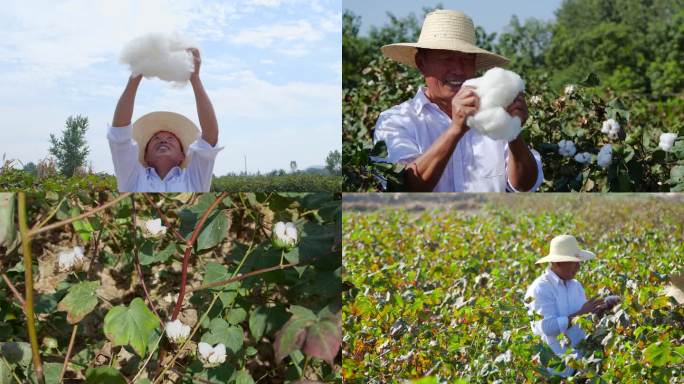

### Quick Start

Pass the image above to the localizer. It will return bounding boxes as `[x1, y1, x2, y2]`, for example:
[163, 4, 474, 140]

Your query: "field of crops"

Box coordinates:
[0, 169, 341, 193]
[343, 194, 684, 383]
[0, 192, 341, 383]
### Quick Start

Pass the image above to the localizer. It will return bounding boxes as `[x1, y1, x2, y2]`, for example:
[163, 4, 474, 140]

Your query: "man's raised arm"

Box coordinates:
[112, 74, 142, 127]
[188, 48, 218, 147]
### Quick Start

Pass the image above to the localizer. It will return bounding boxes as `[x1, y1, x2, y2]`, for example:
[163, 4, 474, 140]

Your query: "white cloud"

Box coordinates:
[229, 20, 322, 48]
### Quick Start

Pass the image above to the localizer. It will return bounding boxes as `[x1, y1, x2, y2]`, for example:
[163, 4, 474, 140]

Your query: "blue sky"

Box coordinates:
[344, 0, 562, 36]
[0, 0, 341, 175]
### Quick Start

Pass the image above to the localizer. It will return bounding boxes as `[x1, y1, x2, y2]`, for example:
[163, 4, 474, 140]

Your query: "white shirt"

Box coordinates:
[107, 125, 223, 192]
[525, 268, 587, 357]
[373, 88, 543, 192]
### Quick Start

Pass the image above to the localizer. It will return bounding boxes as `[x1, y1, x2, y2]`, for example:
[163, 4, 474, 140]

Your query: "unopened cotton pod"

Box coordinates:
[462, 67, 525, 142]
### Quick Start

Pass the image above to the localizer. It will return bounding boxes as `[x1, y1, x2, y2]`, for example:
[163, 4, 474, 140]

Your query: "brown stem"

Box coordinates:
[170, 193, 226, 320]
[29, 193, 131, 237]
[58, 324, 78, 383]
[1, 272, 26, 308]
[187, 261, 302, 293]
[18, 193, 44, 384]
[131, 196, 161, 322]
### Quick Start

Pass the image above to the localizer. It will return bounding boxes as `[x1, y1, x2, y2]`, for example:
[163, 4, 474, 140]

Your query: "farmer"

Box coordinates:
[524, 235, 606, 377]
[374, 10, 542, 192]
[109, 48, 222, 192]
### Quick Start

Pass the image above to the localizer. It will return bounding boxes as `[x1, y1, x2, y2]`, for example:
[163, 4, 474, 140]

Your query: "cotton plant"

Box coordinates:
[601, 119, 621, 140]
[564, 84, 576, 96]
[597, 144, 613, 168]
[272, 221, 299, 250]
[142, 218, 167, 238]
[557, 140, 577, 157]
[165, 319, 191, 344]
[658, 133, 677, 152]
[58, 246, 85, 272]
[197, 342, 227, 367]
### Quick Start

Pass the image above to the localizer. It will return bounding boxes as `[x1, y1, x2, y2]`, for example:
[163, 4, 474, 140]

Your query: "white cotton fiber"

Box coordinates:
[120, 33, 196, 85]
[462, 67, 525, 142]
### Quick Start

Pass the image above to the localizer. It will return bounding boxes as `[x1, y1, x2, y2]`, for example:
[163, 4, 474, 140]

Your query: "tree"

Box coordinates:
[22, 162, 37, 176]
[325, 150, 342, 174]
[49, 115, 90, 177]
[289, 161, 297, 173]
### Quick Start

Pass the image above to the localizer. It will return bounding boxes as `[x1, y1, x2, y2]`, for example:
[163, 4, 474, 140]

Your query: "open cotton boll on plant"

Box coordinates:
[120, 33, 196, 85]
[462, 67, 525, 142]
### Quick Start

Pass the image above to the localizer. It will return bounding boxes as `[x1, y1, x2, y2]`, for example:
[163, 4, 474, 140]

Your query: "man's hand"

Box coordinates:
[506, 92, 528, 127]
[449, 87, 479, 135]
[569, 296, 605, 325]
[188, 48, 201, 81]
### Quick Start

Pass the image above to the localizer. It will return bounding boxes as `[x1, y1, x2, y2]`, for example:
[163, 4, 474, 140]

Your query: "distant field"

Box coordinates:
[343, 194, 684, 383]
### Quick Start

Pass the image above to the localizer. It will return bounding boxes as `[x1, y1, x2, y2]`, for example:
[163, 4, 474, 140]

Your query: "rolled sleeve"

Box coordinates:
[186, 138, 224, 192]
[107, 125, 142, 192]
[374, 113, 421, 165]
[506, 147, 543, 192]
[533, 288, 565, 337]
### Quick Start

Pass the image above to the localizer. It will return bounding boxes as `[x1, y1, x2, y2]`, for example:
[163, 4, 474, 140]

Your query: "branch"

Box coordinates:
[187, 262, 303, 293]
[1, 272, 25, 308]
[18, 193, 44, 384]
[142, 194, 186, 243]
[58, 324, 78, 383]
[131, 196, 161, 322]
[29, 193, 131, 237]
[171, 193, 226, 320]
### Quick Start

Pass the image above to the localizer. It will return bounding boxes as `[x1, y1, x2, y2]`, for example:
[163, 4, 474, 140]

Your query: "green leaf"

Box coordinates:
[201, 318, 243, 354]
[139, 241, 177, 266]
[103, 298, 160, 356]
[273, 306, 317, 363]
[43, 362, 63, 384]
[57, 280, 100, 323]
[303, 315, 341, 366]
[226, 308, 247, 325]
[0, 342, 32, 367]
[248, 305, 289, 340]
[197, 211, 230, 251]
[234, 369, 255, 384]
[70, 207, 94, 242]
[580, 72, 600, 87]
[84, 367, 127, 384]
[370, 141, 388, 158]
[644, 341, 672, 367]
[203, 262, 239, 292]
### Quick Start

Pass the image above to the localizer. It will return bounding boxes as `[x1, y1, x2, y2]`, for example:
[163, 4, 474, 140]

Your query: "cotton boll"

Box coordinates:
[574, 152, 592, 164]
[120, 33, 196, 85]
[597, 144, 612, 168]
[462, 68, 525, 142]
[557, 140, 576, 157]
[658, 132, 677, 152]
[601, 119, 621, 140]
[564, 85, 576, 96]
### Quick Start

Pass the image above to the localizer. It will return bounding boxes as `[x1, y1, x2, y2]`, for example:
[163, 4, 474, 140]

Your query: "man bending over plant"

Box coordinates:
[525, 235, 619, 377]
[109, 48, 222, 192]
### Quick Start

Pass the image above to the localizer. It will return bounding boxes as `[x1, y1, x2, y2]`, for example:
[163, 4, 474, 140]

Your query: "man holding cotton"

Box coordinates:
[109, 48, 222, 192]
[525, 235, 607, 377]
[374, 10, 542, 192]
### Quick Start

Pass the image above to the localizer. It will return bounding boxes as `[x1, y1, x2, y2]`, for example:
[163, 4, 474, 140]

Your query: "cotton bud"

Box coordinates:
[272, 221, 298, 250]
[557, 140, 576, 157]
[165, 319, 191, 344]
[573, 152, 592, 164]
[58, 246, 85, 272]
[564, 84, 576, 96]
[198, 342, 227, 366]
[143, 218, 167, 238]
[658, 132, 677, 152]
[597, 144, 613, 168]
[601, 119, 621, 140]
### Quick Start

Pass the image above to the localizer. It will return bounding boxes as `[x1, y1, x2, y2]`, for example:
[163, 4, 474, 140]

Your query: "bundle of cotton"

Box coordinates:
[462, 67, 525, 142]
[120, 33, 196, 85]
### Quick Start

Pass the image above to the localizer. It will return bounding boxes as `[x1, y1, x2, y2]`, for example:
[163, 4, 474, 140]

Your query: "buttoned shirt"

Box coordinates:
[525, 268, 587, 357]
[107, 125, 223, 192]
[373, 88, 543, 192]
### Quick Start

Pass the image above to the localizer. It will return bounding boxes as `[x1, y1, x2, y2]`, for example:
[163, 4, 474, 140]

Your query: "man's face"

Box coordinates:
[415, 49, 477, 101]
[552, 262, 580, 281]
[144, 130, 184, 167]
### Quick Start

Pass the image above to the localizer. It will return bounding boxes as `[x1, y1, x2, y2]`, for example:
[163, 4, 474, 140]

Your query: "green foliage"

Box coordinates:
[104, 297, 160, 357]
[325, 150, 342, 175]
[343, 196, 684, 382]
[57, 280, 100, 324]
[211, 174, 341, 192]
[84, 367, 127, 384]
[48, 115, 90, 177]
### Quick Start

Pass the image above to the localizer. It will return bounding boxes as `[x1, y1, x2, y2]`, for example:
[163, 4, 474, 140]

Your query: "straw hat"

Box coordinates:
[381, 10, 509, 71]
[535, 235, 596, 264]
[132, 111, 200, 168]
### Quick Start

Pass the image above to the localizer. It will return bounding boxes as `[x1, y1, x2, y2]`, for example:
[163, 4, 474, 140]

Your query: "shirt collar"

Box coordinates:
[412, 87, 433, 115]
[544, 267, 565, 286]
[146, 166, 182, 182]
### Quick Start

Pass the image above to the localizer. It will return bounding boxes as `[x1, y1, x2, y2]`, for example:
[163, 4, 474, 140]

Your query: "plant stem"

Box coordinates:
[29, 192, 131, 237]
[1, 355, 23, 383]
[171, 193, 226, 320]
[1, 272, 26, 308]
[30, 195, 67, 232]
[131, 195, 161, 322]
[58, 324, 78, 383]
[130, 333, 163, 383]
[18, 193, 44, 384]
[187, 262, 302, 293]
[142, 194, 186, 243]
[302, 355, 310, 379]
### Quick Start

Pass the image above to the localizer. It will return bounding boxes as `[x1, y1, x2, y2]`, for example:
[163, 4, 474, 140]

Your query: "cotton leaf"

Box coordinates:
[103, 298, 160, 356]
[57, 281, 100, 324]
